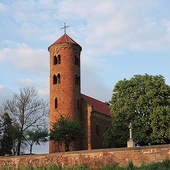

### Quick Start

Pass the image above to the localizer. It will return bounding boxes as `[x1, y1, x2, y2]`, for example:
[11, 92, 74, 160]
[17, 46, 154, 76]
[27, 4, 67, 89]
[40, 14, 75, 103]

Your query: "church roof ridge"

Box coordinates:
[81, 94, 111, 117]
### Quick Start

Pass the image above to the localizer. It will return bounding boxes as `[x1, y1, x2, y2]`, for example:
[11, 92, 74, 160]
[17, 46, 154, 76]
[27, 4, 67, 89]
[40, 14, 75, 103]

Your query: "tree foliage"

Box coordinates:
[50, 116, 85, 151]
[1, 87, 48, 155]
[0, 113, 13, 155]
[104, 74, 170, 147]
[25, 128, 48, 154]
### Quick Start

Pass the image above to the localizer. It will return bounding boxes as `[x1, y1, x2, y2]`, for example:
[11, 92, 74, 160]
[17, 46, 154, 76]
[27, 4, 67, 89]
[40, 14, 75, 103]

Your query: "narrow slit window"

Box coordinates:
[53, 75, 57, 84]
[54, 55, 57, 65]
[57, 74, 61, 84]
[55, 98, 58, 108]
[58, 55, 61, 64]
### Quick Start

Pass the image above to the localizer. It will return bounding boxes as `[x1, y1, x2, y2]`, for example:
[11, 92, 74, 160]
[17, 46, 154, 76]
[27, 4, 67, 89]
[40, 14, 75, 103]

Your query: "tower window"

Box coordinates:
[53, 54, 61, 65]
[75, 74, 80, 85]
[55, 98, 58, 108]
[53, 74, 61, 84]
[54, 55, 57, 65]
[57, 74, 61, 84]
[53, 75, 57, 84]
[58, 55, 61, 64]
[75, 55, 80, 66]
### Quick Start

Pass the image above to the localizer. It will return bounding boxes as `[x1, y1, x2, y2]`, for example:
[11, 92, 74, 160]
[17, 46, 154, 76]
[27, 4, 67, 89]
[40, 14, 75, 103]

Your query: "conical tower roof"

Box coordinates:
[48, 33, 82, 50]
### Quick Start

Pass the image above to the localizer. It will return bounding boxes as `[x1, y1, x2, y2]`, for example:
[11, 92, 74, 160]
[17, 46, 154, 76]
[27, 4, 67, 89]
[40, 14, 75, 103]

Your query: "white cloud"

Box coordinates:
[0, 42, 49, 74]
[1, 0, 170, 105]
[56, 0, 170, 54]
[15, 78, 34, 87]
[0, 86, 12, 105]
[14, 77, 49, 100]
[38, 86, 49, 101]
[3, 0, 170, 52]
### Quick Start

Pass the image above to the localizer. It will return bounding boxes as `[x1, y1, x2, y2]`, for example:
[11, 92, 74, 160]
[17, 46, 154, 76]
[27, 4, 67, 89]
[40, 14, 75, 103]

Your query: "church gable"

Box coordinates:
[81, 94, 111, 117]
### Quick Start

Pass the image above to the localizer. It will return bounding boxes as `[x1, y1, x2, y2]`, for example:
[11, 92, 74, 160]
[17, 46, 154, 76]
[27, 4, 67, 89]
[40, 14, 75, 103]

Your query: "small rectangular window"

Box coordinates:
[55, 98, 58, 108]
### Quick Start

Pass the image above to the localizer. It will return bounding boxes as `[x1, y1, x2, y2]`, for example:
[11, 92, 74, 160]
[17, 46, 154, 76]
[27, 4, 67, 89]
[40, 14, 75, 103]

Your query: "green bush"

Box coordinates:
[98, 159, 170, 170]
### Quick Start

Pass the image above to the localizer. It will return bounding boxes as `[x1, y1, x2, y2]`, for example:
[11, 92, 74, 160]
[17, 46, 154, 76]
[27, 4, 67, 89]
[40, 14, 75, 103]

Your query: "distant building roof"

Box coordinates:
[48, 33, 82, 50]
[81, 94, 111, 117]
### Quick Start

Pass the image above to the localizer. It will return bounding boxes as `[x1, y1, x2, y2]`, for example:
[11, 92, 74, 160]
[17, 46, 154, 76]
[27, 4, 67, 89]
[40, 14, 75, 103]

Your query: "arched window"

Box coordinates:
[96, 124, 99, 135]
[53, 54, 61, 65]
[53, 75, 57, 84]
[53, 74, 61, 84]
[55, 98, 58, 108]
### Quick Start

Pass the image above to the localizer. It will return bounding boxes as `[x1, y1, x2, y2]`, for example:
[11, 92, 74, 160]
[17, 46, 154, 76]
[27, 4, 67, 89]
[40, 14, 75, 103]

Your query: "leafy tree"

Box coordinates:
[1, 87, 48, 155]
[10, 125, 22, 155]
[0, 112, 13, 155]
[25, 128, 48, 154]
[50, 116, 85, 151]
[104, 74, 170, 147]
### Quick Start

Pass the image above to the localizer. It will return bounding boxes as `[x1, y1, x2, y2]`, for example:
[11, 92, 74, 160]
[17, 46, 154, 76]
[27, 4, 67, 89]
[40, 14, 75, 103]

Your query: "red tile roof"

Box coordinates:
[81, 94, 111, 117]
[48, 33, 81, 50]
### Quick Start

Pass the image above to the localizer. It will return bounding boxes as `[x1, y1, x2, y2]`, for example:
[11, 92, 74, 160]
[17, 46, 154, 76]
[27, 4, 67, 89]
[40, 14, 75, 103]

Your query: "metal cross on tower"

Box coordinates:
[61, 23, 69, 34]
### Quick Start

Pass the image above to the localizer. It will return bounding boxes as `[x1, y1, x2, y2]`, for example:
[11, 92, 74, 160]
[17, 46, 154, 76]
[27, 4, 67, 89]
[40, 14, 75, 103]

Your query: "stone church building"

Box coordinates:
[48, 32, 111, 153]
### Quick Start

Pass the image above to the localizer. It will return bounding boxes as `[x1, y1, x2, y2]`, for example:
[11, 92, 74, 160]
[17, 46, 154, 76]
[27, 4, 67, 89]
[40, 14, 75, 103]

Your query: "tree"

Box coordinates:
[104, 74, 170, 147]
[0, 117, 3, 146]
[25, 128, 48, 154]
[50, 116, 85, 151]
[1, 87, 48, 155]
[0, 112, 13, 156]
[0, 119, 3, 154]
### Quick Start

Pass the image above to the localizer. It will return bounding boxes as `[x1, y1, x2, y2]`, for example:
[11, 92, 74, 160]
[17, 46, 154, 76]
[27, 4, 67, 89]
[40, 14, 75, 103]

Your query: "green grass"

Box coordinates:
[99, 160, 170, 170]
[1, 160, 170, 170]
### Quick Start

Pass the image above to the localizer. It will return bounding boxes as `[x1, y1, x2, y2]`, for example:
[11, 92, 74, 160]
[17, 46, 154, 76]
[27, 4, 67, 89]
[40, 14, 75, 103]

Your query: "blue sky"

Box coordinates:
[0, 0, 170, 152]
[1, 0, 170, 104]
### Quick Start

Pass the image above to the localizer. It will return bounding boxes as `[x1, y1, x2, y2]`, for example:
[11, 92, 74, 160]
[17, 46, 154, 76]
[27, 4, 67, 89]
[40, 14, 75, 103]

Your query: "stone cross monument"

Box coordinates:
[127, 122, 135, 147]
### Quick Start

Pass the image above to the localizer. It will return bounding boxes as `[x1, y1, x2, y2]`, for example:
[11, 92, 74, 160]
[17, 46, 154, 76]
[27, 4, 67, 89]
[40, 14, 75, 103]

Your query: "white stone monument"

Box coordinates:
[127, 122, 135, 147]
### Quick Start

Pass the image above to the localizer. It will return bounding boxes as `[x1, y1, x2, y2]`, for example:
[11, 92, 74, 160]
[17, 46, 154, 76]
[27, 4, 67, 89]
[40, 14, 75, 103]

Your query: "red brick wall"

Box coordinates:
[80, 98, 89, 150]
[0, 145, 169, 169]
[80, 100, 111, 150]
[91, 112, 111, 149]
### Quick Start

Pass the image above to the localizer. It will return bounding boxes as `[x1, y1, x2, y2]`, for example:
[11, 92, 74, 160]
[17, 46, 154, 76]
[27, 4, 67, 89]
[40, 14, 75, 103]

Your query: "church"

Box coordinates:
[48, 28, 111, 152]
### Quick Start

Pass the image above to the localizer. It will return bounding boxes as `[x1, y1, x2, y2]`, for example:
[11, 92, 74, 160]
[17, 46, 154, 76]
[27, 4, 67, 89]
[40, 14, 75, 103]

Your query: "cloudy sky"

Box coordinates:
[0, 0, 170, 152]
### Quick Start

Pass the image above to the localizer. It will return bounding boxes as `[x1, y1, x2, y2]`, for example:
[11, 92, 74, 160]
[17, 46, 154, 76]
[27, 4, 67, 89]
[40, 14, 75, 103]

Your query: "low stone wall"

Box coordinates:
[0, 144, 170, 169]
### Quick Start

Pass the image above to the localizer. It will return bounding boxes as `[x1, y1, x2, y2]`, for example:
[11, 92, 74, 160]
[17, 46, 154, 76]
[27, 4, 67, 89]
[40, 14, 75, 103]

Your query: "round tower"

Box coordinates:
[48, 33, 82, 152]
